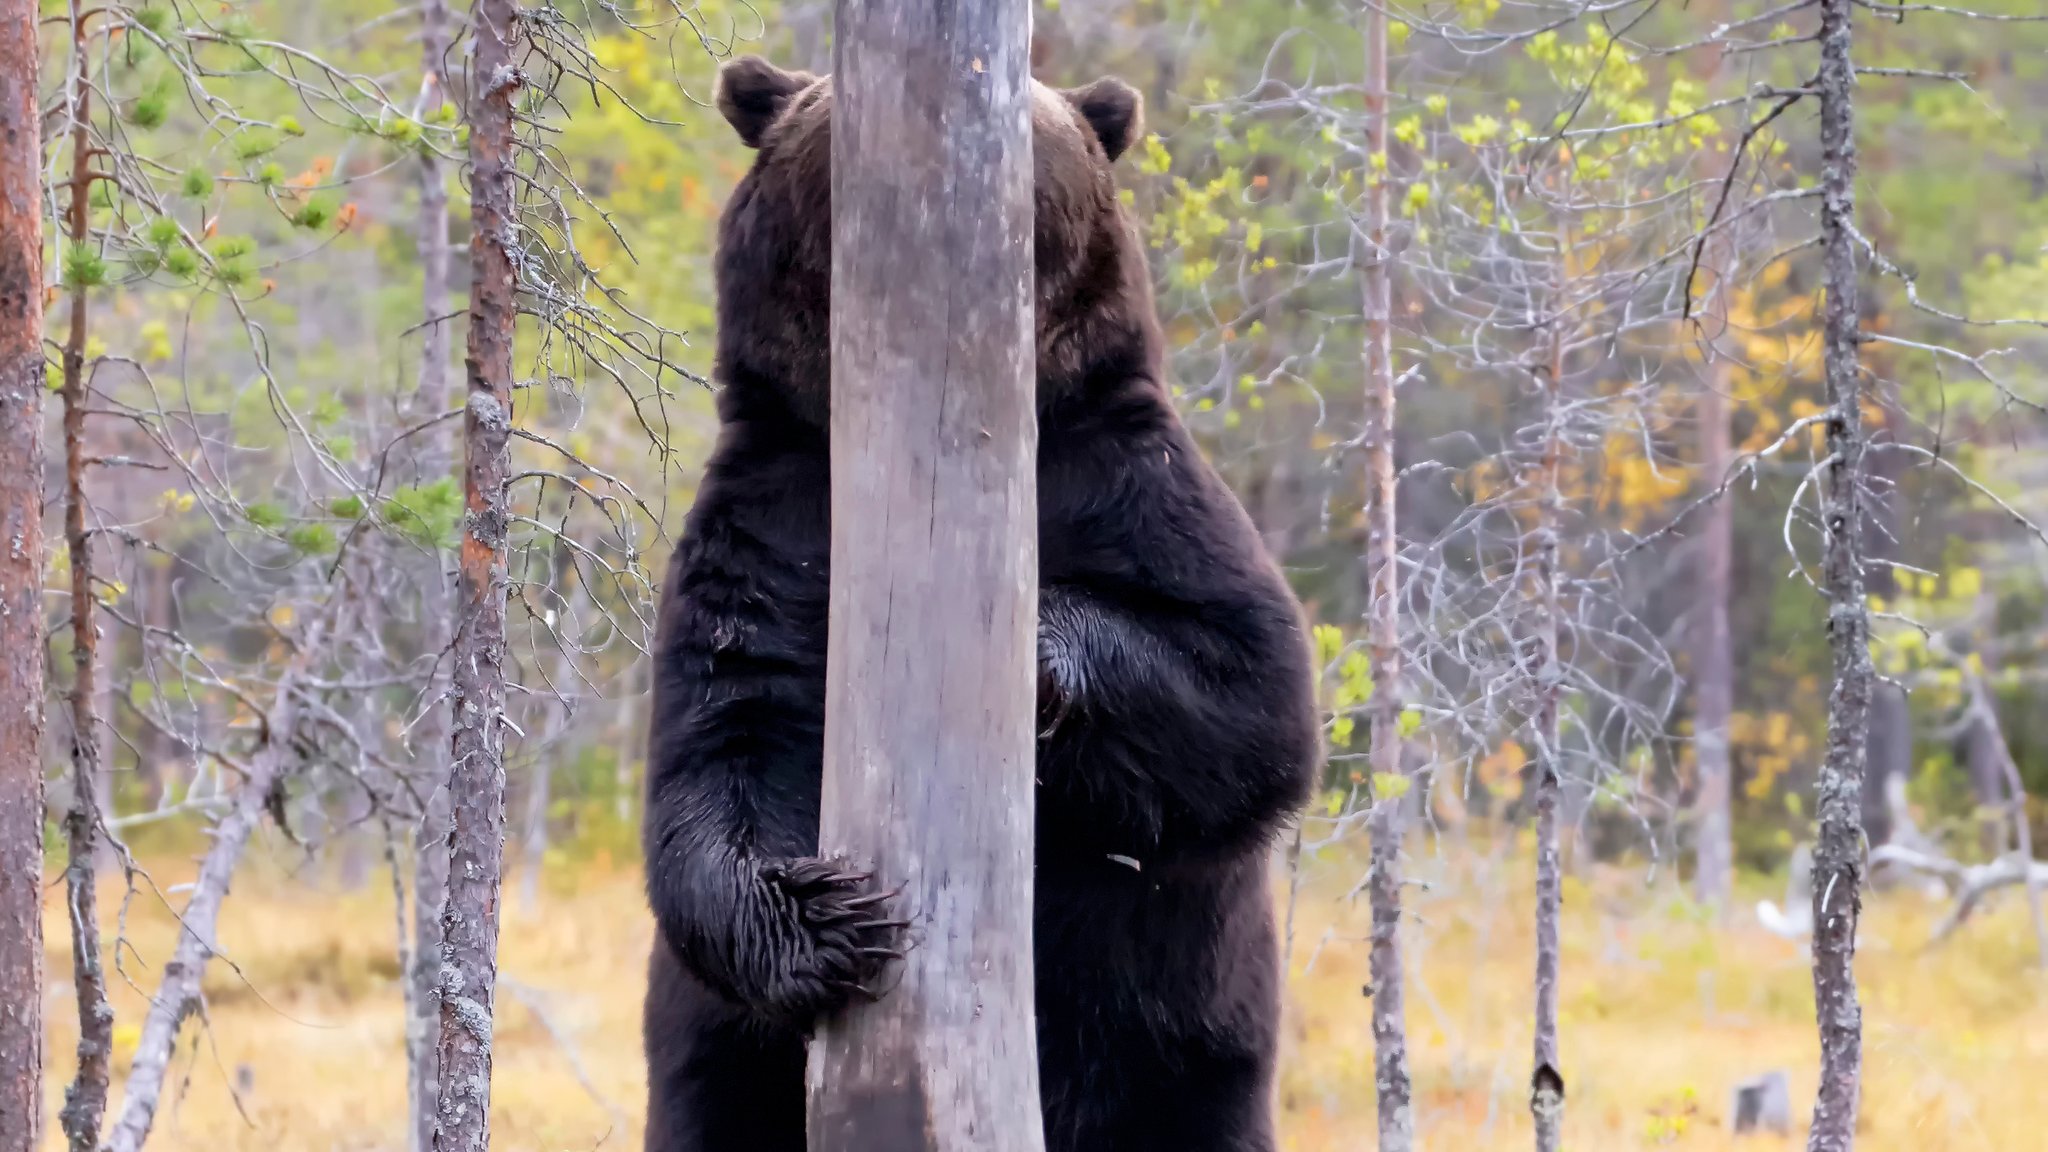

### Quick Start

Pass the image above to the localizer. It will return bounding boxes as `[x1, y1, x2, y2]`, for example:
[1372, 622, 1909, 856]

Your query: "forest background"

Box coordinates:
[14, 0, 2048, 1150]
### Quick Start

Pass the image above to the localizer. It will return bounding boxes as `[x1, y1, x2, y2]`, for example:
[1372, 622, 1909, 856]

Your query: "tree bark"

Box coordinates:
[1357, 5, 1412, 1148]
[1808, 1, 1871, 1148]
[1529, 264, 1567, 1152]
[409, 5, 457, 1150]
[432, 2, 521, 1150]
[806, 2, 1044, 1150]
[1693, 359, 1735, 909]
[0, 2, 46, 1147]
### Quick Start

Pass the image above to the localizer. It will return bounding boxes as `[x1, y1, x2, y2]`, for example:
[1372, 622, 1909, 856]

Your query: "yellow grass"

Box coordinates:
[35, 834, 2048, 1152]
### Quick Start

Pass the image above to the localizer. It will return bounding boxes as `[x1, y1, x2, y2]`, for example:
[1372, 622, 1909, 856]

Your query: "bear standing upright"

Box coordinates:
[642, 55, 1319, 1152]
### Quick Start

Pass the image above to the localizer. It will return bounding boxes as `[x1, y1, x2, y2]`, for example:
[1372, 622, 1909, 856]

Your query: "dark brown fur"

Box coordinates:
[644, 56, 1318, 1152]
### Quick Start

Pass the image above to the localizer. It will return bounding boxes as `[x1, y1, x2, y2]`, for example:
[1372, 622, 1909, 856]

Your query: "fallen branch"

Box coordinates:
[1869, 844, 2048, 949]
[102, 637, 318, 1152]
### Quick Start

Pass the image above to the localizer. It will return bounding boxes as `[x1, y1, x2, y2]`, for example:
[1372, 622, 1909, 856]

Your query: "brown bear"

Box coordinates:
[642, 55, 1318, 1152]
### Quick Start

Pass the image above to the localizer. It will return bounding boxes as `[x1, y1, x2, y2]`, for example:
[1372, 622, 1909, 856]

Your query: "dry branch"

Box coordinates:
[103, 634, 321, 1152]
[1869, 845, 2048, 949]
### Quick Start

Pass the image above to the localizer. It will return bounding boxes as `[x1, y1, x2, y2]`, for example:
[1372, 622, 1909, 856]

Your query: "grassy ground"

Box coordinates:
[35, 832, 2048, 1152]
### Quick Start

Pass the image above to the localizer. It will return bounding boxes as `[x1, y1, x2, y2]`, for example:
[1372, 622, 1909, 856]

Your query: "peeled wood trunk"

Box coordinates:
[1807, 1, 1872, 1147]
[0, 4, 47, 1148]
[806, 2, 1044, 1149]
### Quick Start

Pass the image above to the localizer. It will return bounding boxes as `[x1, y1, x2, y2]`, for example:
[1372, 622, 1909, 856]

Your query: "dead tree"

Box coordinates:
[0, 2, 46, 1148]
[432, 0, 521, 1148]
[1357, 3, 1414, 1148]
[1528, 262, 1568, 1152]
[409, 4, 458, 1150]
[1807, 3, 1871, 1149]
[806, 1, 1046, 1150]
[54, 10, 112, 1144]
[1692, 263, 1737, 913]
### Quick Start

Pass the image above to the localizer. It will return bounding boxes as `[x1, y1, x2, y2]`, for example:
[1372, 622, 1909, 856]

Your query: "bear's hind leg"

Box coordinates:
[644, 943, 806, 1152]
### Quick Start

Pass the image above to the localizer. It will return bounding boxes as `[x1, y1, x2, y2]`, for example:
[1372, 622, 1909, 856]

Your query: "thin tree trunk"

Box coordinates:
[1808, 1, 1871, 1147]
[56, 17, 113, 1146]
[0, 2, 47, 1147]
[519, 753, 551, 914]
[432, 0, 520, 1147]
[1963, 695, 2010, 858]
[522, 521, 577, 915]
[807, 2, 1044, 1149]
[1358, 4, 1412, 1148]
[614, 661, 637, 822]
[1860, 445, 1910, 852]
[103, 657, 314, 1152]
[1693, 360, 1735, 909]
[409, 3, 457, 1149]
[1529, 267, 1567, 1152]
[1958, 665, 2047, 967]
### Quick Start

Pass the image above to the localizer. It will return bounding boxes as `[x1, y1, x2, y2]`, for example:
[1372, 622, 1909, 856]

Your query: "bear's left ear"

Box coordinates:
[717, 56, 816, 149]
[1062, 78, 1143, 163]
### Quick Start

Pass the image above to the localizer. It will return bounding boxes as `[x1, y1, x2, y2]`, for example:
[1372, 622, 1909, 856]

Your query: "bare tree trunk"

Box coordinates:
[1529, 271, 1567, 1152]
[0, 3, 47, 1147]
[1963, 697, 2010, 858]
[1958, 665, 2047, 967]
[613, 661, 638, 823]
[1358, 4, 1412, 1148]
[409, 3, 457, 1149]
[432, 1, 520, 1148]
[1808, 2, 1871, 1147]
[518, 753, 551, 913]
[1693, 361, 1735, 909]
[55, 19, 113, 1147]
[1860, 445, 1910, 853]
[807, 2, 1044, 1149]
[103, 657, 314, 1152]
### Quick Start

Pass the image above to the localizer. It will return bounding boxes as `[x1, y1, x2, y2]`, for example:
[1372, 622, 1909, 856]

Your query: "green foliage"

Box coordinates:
[63, 244, 108, 289]
[243, 501, 288, 531]
[162, 246, 200, 279]
[287, 523, 338, 555]
[291, 194, 336, 230]
[179, 167, 214, 199]
[386, 478, 464, 550]
[128, 88, 170, 129]
[232, 128, 282, 160]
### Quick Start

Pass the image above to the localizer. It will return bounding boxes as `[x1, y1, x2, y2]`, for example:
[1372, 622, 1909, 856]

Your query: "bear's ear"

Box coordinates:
[1062, 78, 1143, 163]
[717, 56, 815, 149]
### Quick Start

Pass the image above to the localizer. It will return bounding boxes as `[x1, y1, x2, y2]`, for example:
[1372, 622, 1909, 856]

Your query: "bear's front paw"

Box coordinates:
[754, 857, 909, 1023]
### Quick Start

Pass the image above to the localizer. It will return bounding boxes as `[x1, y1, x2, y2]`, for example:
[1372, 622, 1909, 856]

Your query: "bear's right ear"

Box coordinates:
[717, 56, 815, 149]
[1062, 77, 1143, 163]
